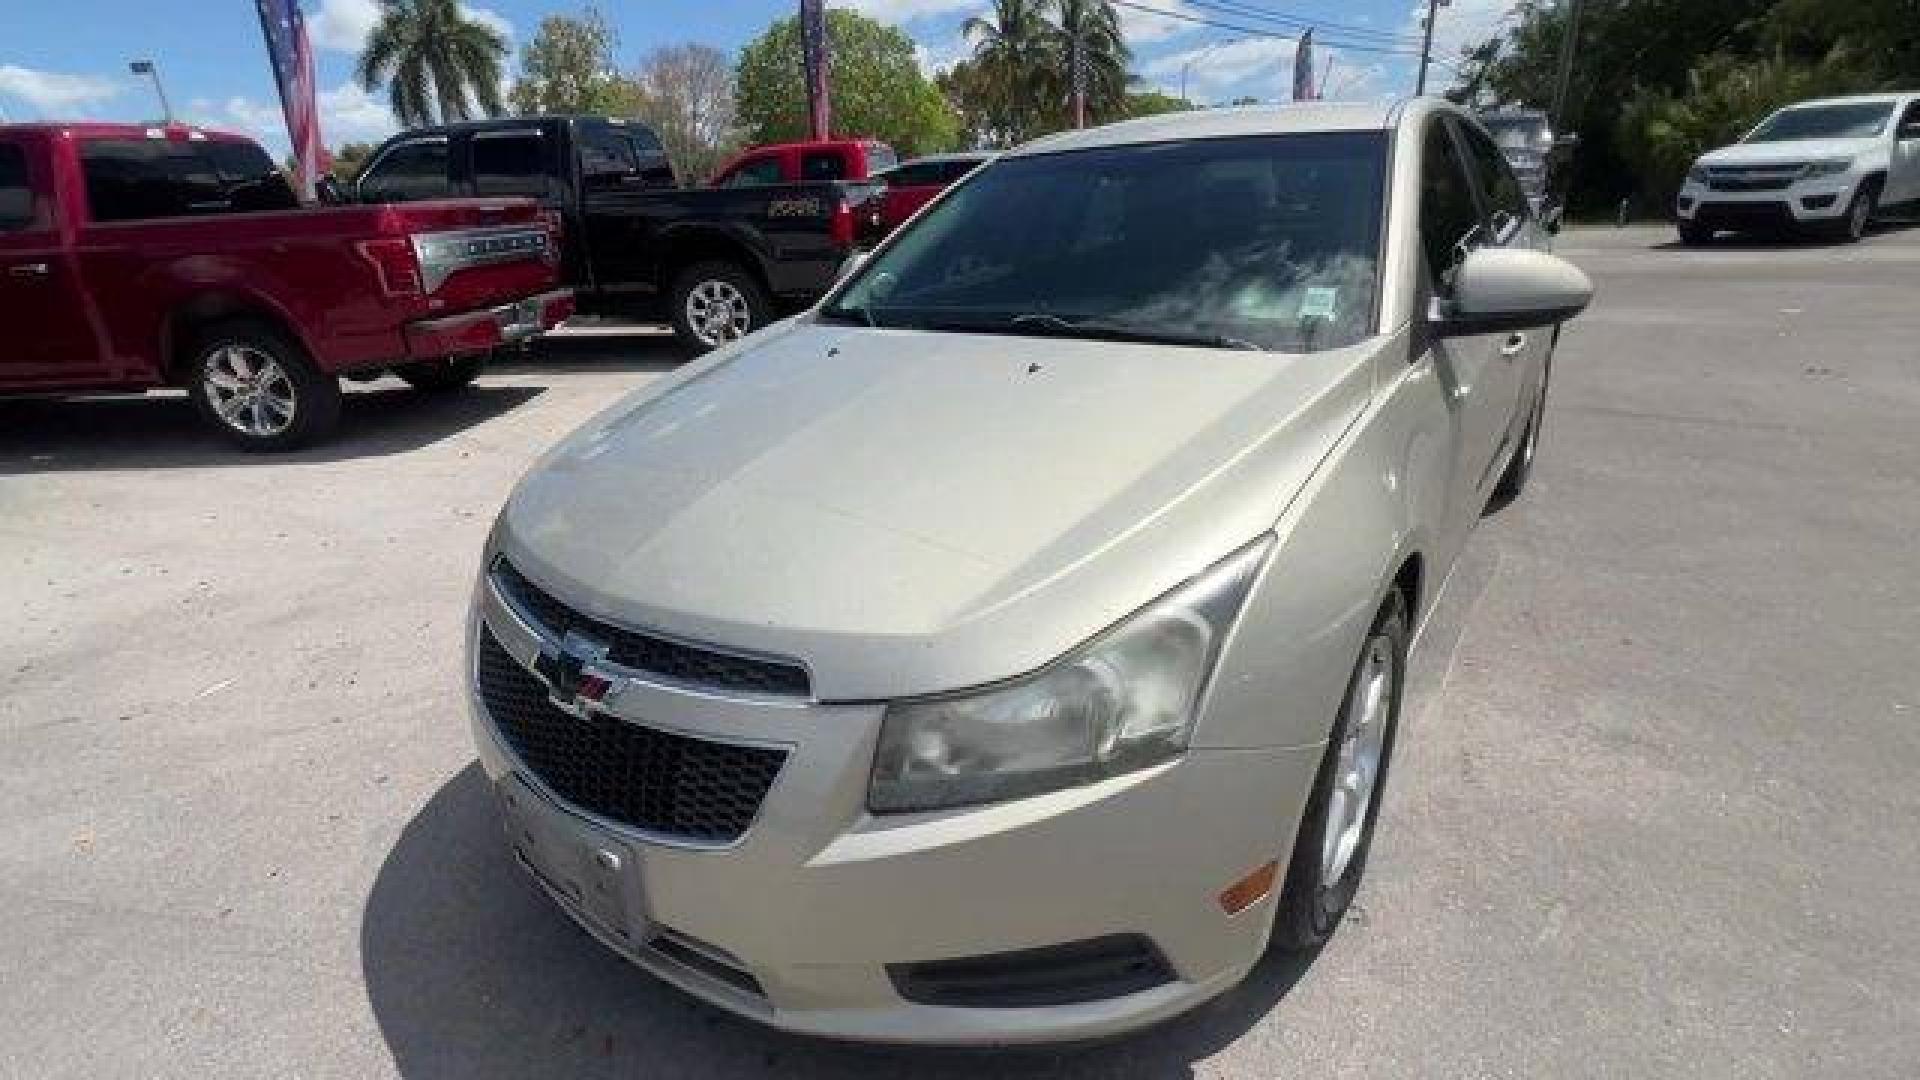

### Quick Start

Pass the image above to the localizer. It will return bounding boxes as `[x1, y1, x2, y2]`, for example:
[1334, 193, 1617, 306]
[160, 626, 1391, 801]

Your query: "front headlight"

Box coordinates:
[868, 535, 1274, 814]
[1806, 157, 1854, 177]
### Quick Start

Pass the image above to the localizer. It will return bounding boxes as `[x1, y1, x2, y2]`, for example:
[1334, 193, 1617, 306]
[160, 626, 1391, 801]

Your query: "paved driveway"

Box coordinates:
[3, 229, 1917, 1078]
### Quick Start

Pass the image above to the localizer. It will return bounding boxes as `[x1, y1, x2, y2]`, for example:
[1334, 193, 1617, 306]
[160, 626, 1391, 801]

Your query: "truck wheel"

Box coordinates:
[669, 261, 770, 353]
[186, 319, 340, 452]
[1826, 178, 1879, 243]
[395, 355, 485, 392]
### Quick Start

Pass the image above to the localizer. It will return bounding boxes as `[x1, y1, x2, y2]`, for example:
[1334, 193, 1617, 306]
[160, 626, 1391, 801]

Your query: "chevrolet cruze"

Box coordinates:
[466, 99, 1593, 1044]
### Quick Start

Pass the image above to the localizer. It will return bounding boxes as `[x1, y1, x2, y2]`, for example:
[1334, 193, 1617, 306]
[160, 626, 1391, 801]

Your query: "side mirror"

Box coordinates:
[1431, 247, 1593, 337]
[315, 174, 347, 205]
[836, 249, 868, 284]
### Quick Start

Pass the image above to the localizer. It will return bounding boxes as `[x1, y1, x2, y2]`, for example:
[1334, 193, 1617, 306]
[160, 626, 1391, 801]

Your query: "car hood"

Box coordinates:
[1699, 138, 1876, 166]
[496, 319, 1377, 699]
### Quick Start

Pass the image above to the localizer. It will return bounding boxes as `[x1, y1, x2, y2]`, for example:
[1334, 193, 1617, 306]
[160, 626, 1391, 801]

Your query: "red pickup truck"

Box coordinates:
[0, 123, 572, 450]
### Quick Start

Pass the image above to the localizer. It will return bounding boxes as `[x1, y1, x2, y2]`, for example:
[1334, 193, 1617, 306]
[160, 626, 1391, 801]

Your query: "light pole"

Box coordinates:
[1548, 0, 1585, 132]
[1180, 39, 1237, 104]
[1414, 0, 1450, 96]
[129, 60, 173, 124]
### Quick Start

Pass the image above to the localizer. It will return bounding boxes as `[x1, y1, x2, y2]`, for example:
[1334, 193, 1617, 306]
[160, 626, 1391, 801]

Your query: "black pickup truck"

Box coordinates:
[352, 115, 879, 350]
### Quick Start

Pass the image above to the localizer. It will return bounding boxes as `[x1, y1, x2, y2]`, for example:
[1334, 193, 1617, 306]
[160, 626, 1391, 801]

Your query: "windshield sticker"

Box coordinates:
[1300, 287, 1339, 322]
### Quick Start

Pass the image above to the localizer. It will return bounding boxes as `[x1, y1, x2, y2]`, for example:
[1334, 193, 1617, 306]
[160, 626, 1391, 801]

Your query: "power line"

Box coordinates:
[1111, 0, 1428, 57]
[1184, 0, 1423, 47]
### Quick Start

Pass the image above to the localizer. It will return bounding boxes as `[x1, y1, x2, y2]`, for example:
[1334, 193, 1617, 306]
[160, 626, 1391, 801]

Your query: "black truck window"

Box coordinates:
[473, 131, 551, 197]
[0, 143, 35, 231]
[80, 139, 270, 222]
[360, 139, 451, 203]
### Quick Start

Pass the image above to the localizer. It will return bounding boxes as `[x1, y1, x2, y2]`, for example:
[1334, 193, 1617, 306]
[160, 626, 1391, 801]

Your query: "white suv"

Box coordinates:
[1676, 93, 1920, 244]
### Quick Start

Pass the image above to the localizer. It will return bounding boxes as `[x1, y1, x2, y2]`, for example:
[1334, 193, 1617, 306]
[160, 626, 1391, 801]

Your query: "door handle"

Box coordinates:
[7, 262, 50, 278]
[1500, 332, 1528, 358]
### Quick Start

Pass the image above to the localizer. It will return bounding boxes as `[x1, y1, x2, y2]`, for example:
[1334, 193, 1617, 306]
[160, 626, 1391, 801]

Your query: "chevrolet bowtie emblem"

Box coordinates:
[534, 631, 612, 715]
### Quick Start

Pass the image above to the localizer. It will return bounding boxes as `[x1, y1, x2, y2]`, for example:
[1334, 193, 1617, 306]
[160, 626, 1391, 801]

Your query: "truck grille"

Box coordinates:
[492, 559, 810, 699]
[476, 627, 787, 844]
[1706, 164, 1805, 192]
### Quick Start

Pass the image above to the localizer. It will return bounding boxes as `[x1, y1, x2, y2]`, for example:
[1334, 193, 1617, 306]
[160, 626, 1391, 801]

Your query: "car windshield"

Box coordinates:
[1747, 103, 1893, 143]
[822, 131, 1387, 353]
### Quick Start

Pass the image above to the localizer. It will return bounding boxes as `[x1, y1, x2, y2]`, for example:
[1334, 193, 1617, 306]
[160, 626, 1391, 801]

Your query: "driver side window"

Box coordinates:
[1419, 120, 1481, 292]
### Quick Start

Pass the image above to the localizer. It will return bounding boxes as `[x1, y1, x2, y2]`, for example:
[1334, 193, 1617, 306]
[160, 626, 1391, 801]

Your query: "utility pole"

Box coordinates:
[129, 60, 174, 124]
[1414, 0, 1449, 96]
[1548, 0, 1584, 132]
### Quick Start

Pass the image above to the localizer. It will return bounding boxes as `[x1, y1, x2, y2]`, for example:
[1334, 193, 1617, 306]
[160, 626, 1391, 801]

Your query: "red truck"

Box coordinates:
[708, 138, 898, 187]
[0, 123, 572, 450]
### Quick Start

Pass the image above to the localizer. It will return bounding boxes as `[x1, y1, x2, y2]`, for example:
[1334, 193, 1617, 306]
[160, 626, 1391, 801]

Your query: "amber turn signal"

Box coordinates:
[1218, 860, 1279, 916]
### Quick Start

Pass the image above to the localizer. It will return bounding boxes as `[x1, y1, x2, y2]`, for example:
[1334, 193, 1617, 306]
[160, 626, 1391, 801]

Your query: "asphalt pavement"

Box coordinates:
[3, 226, 1917, 1078]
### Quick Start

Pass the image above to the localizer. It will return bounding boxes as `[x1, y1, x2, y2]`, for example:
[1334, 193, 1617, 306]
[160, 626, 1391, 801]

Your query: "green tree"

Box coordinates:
[1050, 0, 1131, 128]
[510, 6, 639, 116]
[735, 8, 957, 156]
[961, 0, 1055, 144]
[1123, 89, 1192, 118]
[356, 0, 509, 127]
[329, 141, 377, 181]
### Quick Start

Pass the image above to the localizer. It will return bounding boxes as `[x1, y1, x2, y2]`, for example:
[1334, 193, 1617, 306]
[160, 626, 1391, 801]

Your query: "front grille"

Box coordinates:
[477, 626, 787, 844]
[493, 559, 811, 699]
[888, 935, 1177, 1008]
[1706, 165, 1804, 192]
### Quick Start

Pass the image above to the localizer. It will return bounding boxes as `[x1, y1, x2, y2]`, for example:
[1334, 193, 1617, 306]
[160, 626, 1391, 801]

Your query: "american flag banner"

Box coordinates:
[256, 0, 329, 200]
[799, 0, 832, 140]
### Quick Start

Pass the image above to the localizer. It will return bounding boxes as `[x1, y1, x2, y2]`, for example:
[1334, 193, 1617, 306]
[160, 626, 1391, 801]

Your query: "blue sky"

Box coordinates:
[1, 0, 1517, 155]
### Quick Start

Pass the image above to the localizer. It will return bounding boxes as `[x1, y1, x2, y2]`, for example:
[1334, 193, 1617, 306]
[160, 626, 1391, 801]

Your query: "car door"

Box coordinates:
[1891, 99, 1920, 205]
[1452, 116, 1538, 489]
[1417, 116, 1517, 536]
[0, 133, 102, 385]
[577, 121, 662, 298]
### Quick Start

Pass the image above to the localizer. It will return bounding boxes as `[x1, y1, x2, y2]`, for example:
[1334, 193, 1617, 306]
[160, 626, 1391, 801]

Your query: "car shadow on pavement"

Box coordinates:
[0, 384, 544, 474]
[1646, 219, 1916, 252]
[361, 764, 1322, 1080]
[490, 324, 692, 376]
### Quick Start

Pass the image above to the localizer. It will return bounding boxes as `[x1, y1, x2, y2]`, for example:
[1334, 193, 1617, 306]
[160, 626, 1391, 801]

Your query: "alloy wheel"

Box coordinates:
[1320, 633, 1396, 886]
[203, 345, 297, 438]
[685, 279, 751, 347]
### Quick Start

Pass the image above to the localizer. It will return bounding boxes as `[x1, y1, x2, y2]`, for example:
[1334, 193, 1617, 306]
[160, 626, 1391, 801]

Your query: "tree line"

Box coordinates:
[336, 0, 1196, 184]
[1451, 0, 1920, 213]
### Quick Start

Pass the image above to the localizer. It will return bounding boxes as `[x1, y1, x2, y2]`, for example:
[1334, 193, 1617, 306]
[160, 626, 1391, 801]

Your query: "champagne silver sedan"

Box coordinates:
[466, 98, 1592, 1044]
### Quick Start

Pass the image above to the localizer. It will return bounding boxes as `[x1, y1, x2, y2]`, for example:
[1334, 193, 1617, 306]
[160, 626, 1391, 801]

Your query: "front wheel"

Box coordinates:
[1827, 179, 1879, 243]
[669, 260, 771, 354]
[394, 355, 485, 392]
[1272, 589, 1408, 951]
[186, 319, 340, 452]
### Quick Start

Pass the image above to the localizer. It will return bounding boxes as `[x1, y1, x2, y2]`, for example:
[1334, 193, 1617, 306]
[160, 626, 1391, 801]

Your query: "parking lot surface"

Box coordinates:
[4, 227, 1918, 1078]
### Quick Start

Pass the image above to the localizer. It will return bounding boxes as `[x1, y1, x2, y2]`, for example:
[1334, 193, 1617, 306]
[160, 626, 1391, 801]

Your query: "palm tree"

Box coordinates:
[963, 0, 1056, 144]
[356, 0, 509, 127]
[1049, 0, 1130, 128]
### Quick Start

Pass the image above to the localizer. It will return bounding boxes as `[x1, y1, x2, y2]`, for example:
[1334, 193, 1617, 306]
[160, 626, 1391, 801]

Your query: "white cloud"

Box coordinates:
[1117, 0, 1202, 44]
[180, 81, 395, 157]
[1146, 37, 1299, 103]
[318, 81, 398, 145]
[310, 0, 383, 53]
[462, 4, 514, 44]
[834, 0, 980, 21]
[913, 36, 971, 78]
[0, 65, 124, 116]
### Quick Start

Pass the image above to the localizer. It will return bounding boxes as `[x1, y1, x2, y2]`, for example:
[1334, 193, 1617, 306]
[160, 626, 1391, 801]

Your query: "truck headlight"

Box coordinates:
[868, 536, 1273, 814]
[1805, 157, 1853, 177]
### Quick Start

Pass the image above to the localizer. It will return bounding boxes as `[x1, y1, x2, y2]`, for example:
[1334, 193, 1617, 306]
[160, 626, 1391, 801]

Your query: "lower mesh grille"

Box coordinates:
[476, 625, 786, 844]
[888, 935, 1177, 1008]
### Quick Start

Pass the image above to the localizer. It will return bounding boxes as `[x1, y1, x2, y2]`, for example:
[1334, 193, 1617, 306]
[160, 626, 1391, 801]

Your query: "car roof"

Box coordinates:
[1005, 100, 1412, 158]
[0, 122, 257, 143]
[1778, 93, 1915, 109]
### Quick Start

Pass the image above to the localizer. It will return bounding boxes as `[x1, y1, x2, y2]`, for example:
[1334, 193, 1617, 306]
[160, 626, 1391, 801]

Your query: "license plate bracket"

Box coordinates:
[498, 777, 639, 940]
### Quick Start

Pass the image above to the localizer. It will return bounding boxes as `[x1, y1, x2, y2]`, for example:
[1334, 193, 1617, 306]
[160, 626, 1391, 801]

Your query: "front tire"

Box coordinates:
[186, 319, 340, 452]
[1827, 178, 1880, 243]
[394, 355, 484, 392]
[669, 260, 770, 354]
[1272, 589, 1409, 951]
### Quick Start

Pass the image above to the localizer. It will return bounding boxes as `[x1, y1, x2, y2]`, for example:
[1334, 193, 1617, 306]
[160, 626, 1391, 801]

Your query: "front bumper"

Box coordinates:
[466, 578, 1322, 1045]
[1676, 174, 1859, 229]
[404, 288, 574, 358]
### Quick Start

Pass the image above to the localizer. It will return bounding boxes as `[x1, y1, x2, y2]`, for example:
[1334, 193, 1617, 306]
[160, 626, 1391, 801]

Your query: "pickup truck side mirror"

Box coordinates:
[315, 174, 348, 206]
[1430, 247, 1593, 338]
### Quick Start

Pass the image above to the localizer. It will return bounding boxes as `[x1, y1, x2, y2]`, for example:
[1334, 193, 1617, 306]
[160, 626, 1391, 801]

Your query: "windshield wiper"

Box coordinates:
[937, 312, 1261, 351]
